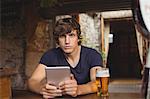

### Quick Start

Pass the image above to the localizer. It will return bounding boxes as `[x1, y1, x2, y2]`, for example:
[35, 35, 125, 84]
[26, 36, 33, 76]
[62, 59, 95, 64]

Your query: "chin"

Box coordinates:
[63, 49, 73, 54]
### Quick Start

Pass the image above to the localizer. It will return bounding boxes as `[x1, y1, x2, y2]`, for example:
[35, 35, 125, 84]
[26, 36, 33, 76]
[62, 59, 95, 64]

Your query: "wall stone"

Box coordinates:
[79, 13, 101, 52]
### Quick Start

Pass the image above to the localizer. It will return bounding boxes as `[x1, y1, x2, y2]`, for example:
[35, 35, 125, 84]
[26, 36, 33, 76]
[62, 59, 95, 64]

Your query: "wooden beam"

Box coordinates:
[39, 0, 132, 19]
[101, 10, 132, 19]
[100, 15, 106, 67]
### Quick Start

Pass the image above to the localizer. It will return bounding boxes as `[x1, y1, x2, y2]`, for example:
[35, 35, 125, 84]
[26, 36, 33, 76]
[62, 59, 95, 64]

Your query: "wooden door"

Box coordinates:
[107, 20, 142, 79]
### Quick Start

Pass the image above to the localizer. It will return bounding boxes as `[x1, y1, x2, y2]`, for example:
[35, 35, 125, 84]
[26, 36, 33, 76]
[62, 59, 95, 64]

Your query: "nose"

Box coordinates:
[65, 35, 70, 44]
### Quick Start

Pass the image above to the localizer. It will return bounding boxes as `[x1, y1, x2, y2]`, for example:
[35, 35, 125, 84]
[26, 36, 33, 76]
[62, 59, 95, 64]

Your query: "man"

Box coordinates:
[28, 18, 103, 98]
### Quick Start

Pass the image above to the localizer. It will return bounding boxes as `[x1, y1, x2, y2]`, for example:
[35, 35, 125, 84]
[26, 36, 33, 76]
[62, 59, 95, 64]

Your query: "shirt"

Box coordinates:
[40, 46, 103, 84]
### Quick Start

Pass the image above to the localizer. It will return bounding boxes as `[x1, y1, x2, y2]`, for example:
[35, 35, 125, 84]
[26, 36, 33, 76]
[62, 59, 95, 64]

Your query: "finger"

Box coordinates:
[60, 84, 77, 95]
[59, 79, 73, 87]
[43, 95, 55, 99]
[43, 94, 62, 99]
[42, 91, 55, 99]
[59, 81, 77, 90]
[58, 82, 69, 90]
[47, 81, 57, 86]
[45, 83, 57, 90]
[65, 91, 76, 94]
[63, 83, 77, 89]
[42, 91, 62, 98]
[47, 89, 62, 94]
[62, 87, 77, 92]
[50, 93, 62, 96]
[59, 81, 65, 87]
[42, 91, 51, 96]
[42, 86, 62, 94]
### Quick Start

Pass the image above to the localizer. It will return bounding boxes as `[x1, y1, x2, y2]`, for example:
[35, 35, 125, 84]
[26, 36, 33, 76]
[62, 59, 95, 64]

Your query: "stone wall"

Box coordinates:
[25, 20, 54, 78]
[0, 20, 26, 89]
[0, 0, 54, 89]
[79, 13, 101, 52]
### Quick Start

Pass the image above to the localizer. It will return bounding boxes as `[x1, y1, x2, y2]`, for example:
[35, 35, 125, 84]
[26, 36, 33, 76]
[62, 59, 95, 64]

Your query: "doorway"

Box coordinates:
[107, 19, 142, 79]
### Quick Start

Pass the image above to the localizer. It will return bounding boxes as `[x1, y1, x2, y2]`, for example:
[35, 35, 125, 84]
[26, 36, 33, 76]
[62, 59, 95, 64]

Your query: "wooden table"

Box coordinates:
[12, 90, 144, 99]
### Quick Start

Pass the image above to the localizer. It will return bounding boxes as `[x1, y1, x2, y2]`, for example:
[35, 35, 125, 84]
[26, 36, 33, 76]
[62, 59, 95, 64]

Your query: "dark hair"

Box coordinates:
[53, 18, 82, 45]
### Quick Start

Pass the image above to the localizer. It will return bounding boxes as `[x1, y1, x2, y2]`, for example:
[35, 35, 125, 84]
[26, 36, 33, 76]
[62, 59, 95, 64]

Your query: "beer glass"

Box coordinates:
[96, 68, 110, 96]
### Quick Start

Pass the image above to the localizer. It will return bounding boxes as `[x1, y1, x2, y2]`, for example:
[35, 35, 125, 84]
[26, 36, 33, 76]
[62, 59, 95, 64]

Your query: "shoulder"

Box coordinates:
[81, 46, 100, 55]
[43, 47, 61, 56]
[40, 47, 62, 60]
[39, 47, 62, 65]
[81, 46, 103, 67]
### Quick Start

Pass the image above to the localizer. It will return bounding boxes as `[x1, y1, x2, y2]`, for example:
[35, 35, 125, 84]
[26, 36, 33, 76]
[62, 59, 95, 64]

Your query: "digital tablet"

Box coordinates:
[45, 66, 70, 87]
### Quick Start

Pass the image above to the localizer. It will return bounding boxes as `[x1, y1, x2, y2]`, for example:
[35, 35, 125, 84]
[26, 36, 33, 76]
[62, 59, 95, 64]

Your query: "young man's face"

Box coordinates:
[58, 30, 79, 54]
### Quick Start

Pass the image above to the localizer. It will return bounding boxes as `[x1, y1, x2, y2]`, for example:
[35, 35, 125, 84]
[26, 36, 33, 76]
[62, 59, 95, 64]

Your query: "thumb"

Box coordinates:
[70, 74, 75, 80]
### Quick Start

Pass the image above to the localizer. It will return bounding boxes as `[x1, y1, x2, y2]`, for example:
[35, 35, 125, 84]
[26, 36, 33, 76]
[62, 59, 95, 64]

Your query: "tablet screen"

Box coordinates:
[45, 66, 70, 87]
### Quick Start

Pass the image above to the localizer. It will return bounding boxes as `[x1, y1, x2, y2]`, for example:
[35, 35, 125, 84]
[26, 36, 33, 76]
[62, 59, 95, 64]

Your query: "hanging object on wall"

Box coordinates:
[28, 21, 50, 52]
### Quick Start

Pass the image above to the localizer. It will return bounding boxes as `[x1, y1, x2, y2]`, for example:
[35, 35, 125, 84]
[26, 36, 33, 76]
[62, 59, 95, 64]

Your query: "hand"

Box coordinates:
[59, 74, 78, 97]
[40, 83, 62, 99]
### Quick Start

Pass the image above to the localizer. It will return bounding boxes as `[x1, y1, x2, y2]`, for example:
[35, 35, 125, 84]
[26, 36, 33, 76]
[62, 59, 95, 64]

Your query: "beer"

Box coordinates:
[96, 68, 110, 96]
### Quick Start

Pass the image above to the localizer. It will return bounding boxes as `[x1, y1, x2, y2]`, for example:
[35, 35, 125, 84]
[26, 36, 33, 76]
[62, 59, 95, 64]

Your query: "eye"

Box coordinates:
[59, 34, 66, 38]
[69, 33, 76, 37]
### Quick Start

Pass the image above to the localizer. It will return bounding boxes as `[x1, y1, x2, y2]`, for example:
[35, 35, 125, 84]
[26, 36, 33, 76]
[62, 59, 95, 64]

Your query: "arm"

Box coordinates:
[27, 64, 46, 94]
[27, 64, 62, 98]
[77, 66, 102, 95]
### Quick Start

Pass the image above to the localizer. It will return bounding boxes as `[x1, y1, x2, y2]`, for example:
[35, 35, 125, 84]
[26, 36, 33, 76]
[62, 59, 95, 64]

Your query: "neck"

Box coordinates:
[65, 46, 81, 68]
[66, 45, 81, 59]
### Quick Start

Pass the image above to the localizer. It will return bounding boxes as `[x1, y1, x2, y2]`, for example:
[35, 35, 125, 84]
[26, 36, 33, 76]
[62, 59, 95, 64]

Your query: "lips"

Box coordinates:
[65, 46, 71, 48]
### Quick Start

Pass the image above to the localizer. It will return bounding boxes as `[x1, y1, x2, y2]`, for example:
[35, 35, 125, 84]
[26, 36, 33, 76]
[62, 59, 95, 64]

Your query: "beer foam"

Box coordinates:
[96, 69, 110, 77]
